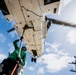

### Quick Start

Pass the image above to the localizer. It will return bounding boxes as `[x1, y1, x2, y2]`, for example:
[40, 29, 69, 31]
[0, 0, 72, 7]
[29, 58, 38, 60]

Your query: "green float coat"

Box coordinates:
[8, 40, 26, 66]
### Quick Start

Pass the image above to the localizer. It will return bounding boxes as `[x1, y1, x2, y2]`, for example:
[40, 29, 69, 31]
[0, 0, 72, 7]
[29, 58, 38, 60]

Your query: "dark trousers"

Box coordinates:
[0, 58, 18, 75]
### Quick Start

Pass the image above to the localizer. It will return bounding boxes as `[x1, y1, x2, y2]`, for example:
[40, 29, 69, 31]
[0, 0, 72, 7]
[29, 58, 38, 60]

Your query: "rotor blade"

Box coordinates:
[52, 19, 76, 27]
[69, 62, 76, 64]
[74, 56, 76, 58]
[46, 17, 76, 28]
[7, 28, 15, 33]
[70, 69, 76, 72]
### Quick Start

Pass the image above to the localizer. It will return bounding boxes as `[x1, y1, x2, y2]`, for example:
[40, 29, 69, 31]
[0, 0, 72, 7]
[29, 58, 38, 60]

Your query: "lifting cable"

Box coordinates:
[18, 25, 26, 57]
[10, 25, 26, 75]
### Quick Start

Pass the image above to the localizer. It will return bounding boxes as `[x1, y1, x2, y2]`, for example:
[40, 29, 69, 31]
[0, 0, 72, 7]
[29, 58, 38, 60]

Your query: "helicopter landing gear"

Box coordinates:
[31, 57, 37, 63]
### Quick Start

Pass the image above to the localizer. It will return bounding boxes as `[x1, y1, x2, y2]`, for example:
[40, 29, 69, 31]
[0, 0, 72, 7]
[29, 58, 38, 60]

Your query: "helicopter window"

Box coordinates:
[53, 8, 57, 13]
[0, 0, 10, 15]
[44, 0, 60, 5]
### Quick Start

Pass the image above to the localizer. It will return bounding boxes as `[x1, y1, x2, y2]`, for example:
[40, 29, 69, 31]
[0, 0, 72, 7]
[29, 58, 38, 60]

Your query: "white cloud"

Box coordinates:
[38, 54, 73, 73]
[0, 54, 7, 61]
[8, 43, 14, 53]
[37, 67, 45, 74]
[67, 30, 76, 44]
[27, 66, 35, 71]
[59, 0, 72, 14]
[37, 42, 73, 73]
[45, 42, 61, 53]
[0, 33, 6, 42]
[9, 31, 16, 38]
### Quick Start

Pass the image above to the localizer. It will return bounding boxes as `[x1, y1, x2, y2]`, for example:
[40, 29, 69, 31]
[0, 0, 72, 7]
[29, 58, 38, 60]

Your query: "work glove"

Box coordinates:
[20, 36, 23, 40]
[16, 57, 21, 63]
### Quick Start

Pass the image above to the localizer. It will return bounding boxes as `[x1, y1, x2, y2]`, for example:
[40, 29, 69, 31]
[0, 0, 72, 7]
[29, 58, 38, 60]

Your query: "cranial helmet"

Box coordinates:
[22, 46, 27, 51]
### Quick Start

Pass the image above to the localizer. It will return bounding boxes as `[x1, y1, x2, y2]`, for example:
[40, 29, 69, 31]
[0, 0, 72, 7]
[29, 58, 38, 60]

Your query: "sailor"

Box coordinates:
[0, 36, 27, 75]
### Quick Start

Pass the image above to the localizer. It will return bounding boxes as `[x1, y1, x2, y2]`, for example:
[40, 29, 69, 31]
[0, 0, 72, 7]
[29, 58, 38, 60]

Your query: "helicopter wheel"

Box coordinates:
[33, 58, 36, 63]
[31, 57, 37, 63]
[31, 58, 34, 62]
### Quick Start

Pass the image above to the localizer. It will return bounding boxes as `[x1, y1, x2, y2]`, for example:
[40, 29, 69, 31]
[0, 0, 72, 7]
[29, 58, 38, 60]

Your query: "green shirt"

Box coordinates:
[8, 40, 26, 66]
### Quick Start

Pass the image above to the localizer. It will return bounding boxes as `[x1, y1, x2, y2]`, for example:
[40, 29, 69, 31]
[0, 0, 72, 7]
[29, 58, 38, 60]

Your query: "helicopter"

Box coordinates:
[0, 0, 76, 63]
[0, 0, 60, 62]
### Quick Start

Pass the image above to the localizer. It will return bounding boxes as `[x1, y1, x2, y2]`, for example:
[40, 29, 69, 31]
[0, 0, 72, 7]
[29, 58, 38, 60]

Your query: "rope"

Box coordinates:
[10, 64, 18, 75]
[18, 26, 26, 57]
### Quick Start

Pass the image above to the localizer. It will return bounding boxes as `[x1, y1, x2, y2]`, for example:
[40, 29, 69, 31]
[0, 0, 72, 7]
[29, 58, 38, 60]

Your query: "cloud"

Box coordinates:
[45, 42, 62, 53]
[0, 33, 6, 42]
[59, 0, 72, 14]
[67, 30, 76, 44]
[8, 43, 14, 53]
[37, 67, 45, 74]
[37, 42, 73, 73]
[9, 31, 16, 38]
[0, 54, 7, 61]
[27, 66, 35, 71]
[38, 54, 73, 73]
